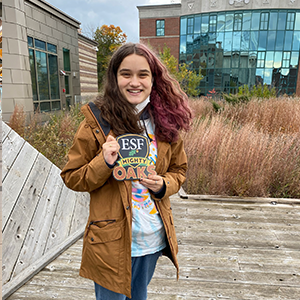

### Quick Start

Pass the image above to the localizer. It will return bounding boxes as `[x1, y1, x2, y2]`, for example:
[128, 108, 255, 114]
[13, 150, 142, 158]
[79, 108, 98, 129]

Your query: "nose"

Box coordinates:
[129, 75, 140, 87]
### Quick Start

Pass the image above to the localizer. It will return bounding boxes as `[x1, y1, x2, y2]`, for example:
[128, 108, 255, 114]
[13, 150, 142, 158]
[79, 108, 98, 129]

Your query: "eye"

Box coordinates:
[120, 72, 131, 78]
[140, 73, 149, 78]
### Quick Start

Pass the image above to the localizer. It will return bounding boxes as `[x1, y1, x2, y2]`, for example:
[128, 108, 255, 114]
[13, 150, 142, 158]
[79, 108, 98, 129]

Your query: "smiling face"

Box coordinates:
[117, 54, 153, 106]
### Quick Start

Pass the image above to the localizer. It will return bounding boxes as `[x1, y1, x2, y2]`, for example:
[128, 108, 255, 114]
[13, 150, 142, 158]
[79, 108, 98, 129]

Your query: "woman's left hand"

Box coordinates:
[139, 174, 164, 193]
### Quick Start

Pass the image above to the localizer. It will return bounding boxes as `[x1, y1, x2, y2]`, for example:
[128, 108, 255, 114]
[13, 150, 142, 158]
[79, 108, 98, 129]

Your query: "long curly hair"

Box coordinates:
[95, 42, 193, 143]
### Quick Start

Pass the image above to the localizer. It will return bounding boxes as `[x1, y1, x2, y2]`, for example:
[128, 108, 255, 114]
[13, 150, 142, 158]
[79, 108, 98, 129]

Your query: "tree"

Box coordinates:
[159, 45, 203, 97]
[94, 25, 127, 89]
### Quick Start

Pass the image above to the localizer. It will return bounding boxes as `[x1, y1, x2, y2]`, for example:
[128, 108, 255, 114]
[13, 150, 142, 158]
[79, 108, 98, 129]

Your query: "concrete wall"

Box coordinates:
[180, 0, 300, 15]
[2, 0, 81, 122]
[2, 0, 33, 122]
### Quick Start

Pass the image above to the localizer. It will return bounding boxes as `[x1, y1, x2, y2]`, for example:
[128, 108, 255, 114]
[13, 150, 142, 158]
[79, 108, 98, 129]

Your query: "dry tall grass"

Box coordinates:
[7, 98, 300, 198]
[223, 97, 300, 135]
[184, 97, 300, 198]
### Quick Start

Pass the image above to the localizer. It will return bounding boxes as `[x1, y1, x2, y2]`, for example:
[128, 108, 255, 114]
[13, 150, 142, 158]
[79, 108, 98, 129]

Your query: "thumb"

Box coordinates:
[106, 135, 116, 142]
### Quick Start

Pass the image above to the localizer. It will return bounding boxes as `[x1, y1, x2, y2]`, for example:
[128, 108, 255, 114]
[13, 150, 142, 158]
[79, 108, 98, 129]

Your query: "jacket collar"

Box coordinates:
[87, 102, 111, 136]
[84, 102, 151, 137]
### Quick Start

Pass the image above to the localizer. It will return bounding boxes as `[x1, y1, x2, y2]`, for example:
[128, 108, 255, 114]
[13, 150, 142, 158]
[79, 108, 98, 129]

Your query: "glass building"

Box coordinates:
[179, 10, 300, 95]
[138, 1, 300, 96]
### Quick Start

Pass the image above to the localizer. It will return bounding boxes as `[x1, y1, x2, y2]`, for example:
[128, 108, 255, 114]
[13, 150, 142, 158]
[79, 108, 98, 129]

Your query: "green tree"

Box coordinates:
[159, 45, 203, 97]
[94, 25, 127, 90]
[159, 46, 177, 75]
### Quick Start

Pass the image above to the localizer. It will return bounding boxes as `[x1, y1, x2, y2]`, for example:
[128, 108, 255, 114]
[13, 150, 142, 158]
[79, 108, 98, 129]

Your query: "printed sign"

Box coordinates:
[113, 134, 156, 181]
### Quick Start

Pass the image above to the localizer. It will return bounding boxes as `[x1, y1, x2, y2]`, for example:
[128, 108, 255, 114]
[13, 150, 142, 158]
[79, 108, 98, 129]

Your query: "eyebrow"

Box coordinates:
[119, 68, 151, 73]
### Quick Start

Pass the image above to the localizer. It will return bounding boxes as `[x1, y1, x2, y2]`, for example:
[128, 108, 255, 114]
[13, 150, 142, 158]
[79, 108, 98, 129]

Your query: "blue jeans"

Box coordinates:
[94, 250, 162, 300]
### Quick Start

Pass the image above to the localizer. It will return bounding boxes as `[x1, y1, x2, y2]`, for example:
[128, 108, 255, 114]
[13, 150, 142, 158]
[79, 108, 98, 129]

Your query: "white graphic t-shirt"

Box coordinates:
[131, 119, 166, 257]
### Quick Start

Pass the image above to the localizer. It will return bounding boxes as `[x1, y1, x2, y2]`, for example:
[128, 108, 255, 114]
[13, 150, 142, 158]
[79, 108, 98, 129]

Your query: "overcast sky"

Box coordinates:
[46, 0, 180, 42]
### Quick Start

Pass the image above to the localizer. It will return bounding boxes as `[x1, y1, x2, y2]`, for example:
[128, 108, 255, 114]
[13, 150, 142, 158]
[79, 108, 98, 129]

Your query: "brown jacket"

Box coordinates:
[60, 103, 187, 298]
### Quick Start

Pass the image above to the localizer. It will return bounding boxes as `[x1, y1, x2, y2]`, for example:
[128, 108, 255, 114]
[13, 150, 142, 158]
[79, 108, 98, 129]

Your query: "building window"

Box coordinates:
[187, 18, 194, 34]
[28, 37, 60, 112]
[287, 13, 295, 30]
[260, 13, 269, 30]
[63, 48, 71, 71]
[257, 52, 265, 68]
[234, 13, 242, 31]
[209, 15, 217, 32]
[283, 52, 291, 68]
[156, 20, 165, 36]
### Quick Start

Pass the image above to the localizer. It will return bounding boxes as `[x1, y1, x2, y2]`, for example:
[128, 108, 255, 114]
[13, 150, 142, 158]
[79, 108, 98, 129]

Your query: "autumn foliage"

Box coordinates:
[94, 25, 127, 89]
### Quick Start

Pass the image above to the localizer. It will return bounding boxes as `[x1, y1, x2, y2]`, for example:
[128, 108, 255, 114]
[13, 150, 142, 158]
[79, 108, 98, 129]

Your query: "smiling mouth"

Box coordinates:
[127, 90, 142, 94]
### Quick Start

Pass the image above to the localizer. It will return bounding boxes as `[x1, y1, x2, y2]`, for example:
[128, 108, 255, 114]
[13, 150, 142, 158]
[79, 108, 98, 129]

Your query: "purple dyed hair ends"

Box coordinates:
[95, 42, 193, 143]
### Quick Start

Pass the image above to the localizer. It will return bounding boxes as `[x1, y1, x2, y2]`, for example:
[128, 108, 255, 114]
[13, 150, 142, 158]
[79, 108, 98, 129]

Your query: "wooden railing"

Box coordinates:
[2, 121, 90, 299]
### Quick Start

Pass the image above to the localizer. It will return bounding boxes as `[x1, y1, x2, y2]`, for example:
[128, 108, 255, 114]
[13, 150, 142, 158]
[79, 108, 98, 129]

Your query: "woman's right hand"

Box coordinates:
[102, 135, 120, 165]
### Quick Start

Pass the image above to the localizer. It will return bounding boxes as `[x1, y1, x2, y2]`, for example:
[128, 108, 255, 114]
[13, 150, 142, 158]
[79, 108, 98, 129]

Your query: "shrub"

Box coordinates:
[159, 45, 203, 97]
[8, 105, 85, 169]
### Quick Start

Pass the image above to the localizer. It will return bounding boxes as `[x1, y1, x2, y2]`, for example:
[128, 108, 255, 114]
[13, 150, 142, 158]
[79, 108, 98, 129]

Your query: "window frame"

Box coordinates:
[260, 12, 269, 30]
[28, 36, 60, 112]
[156, 19, 165, 36]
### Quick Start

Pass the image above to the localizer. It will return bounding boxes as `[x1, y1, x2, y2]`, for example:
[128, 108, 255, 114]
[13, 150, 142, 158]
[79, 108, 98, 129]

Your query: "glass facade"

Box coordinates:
[28, 37, 61, 112]
[179, 9, 300, 95]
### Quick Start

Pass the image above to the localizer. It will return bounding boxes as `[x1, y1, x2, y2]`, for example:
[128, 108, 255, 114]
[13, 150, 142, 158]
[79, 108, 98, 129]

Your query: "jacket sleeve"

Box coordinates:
[60, 119, 113, 192]
[154, 136, 187, 200]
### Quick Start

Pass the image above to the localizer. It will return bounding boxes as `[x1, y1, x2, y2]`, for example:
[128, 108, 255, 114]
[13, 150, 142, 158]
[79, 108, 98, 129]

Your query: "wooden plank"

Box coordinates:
[6, 195, 300, 300]
[44, 186, 77, 252]
[2, 142, 38, 231]
[2, 154, 52, 284]
[174, 198, 300, 214]
[176, 244, 298, 267]
[2, 129, 26, 181]
[7, 268, 300, 300]
[12, 165, 64, 277]
[7, 285, 95, 300]
[177, 230, 299, 250]
[171, 203, 300, 223]
[173, 217, 300, 235]
[69, 192, 89, 235]
[148, 278, 300, 300]
[3, 230, 85, 300]
[154, 260, 300, 287]
[2, 121, 11, 142]
[188, 194, 300, 205]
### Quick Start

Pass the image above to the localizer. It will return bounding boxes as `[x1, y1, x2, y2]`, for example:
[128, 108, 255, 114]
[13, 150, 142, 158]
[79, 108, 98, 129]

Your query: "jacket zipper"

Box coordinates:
[123, 181, 132, 222]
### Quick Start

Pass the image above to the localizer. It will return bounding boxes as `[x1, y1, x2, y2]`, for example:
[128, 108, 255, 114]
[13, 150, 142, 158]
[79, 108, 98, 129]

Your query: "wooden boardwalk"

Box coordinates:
[6, 194, 300, 300]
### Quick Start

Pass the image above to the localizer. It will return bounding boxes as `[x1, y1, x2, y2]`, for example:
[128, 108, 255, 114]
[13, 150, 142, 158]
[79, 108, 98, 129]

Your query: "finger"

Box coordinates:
[147, 174, 159, 182]
[140, 176, 162, 188]
[106, 135, 116, 142]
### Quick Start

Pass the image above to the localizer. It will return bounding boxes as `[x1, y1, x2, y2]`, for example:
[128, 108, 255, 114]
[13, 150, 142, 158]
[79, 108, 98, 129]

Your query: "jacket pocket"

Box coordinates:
[85, 218, 125, 274]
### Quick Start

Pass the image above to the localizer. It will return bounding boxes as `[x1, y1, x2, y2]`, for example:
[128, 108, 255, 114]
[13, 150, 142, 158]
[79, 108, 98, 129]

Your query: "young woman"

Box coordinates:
[61, 42, 193, 300]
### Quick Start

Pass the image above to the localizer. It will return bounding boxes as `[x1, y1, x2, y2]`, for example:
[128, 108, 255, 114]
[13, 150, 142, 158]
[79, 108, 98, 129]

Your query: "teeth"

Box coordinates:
[128, 90, 141, 93]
